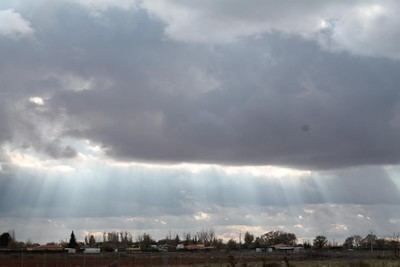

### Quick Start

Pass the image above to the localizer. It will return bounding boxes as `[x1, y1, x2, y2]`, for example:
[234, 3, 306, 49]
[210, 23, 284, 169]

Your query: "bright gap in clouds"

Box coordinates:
[5, 138, 312, 178]
[1, 139, 314, 242]
[28, 96, 45, 106]
[2, 139, 400, 243]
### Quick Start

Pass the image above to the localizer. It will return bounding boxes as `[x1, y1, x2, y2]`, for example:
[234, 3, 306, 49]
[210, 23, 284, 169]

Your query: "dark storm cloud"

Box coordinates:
[1, 1, 400, 169]
[51, 31, 400, 169]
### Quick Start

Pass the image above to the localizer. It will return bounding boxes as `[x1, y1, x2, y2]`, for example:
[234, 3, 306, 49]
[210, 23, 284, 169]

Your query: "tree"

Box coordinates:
[375, 238, 386, 250]
[227, 239, 238, 250]
[196, 229, 216, 246]
[343, 235, 362, 249]
[391, 233, 400, 257]
[313, 235, 328, 249]
[174, 234, 180, 245]
[254, 237, 262, 248]
[137, 233, 155, 251]
[68, 231, 78, 248]
[213, 238, 224, 249]
[107, 232, 119, 243]
[89, 235, 96, 247]
[303, 241, 312, 249]
[260, 231, 297, 246]
[362, 233, 377, 251]
[0, 232, 11, 248]
[183, 233, 192, 245]
[244, 232, 254, 248]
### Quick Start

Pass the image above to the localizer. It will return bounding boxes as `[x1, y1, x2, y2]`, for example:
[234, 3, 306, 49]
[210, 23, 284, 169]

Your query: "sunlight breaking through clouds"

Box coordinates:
[28, 96, 45, 106]
[0, 0, 400, 244]
[1, 139, 400, 242]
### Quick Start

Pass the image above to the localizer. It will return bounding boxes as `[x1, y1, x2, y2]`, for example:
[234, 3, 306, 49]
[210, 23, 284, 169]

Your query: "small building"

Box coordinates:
[65, 248, 76, 254]
[84, 248, 101, 254]
[255, 247, 273, 253]
[185, 244, 206, 251]
[126, 247, 141, 254]
[176, 244, 215, 251]
[176, 244, 185, 250]
[28, 244, 64, 252]
[293, 247, 304, 253]
[270, 244, 304, 253]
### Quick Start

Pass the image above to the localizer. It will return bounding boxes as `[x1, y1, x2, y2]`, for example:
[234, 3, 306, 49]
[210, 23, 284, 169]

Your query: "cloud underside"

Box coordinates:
[1, 1, 400, 169]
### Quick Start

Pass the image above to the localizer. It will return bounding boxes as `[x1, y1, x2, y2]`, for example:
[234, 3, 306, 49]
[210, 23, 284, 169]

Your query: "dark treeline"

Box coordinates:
[1, 230, 400, 255]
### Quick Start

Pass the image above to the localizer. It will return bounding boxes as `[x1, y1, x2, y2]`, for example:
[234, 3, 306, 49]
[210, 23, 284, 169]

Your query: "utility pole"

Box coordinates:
[369, 231, 374, 253]
[20, 249, 23, 267]
[239, 232, 242, 250]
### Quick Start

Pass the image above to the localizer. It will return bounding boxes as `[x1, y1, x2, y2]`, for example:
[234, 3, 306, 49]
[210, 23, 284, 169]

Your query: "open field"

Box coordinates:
[1, 251, 400, 267]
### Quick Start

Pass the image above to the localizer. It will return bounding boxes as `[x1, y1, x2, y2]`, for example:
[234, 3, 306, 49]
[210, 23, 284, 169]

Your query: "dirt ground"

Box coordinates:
[0, 251, 399, 267]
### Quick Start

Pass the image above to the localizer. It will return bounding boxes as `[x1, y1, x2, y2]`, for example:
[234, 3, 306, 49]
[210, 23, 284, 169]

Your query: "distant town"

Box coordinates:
[1, 229, 399, 255]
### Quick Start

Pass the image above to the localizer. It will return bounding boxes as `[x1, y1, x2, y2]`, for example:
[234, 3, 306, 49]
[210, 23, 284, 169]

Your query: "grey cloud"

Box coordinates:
[0, 9, 33, 38]
[140, 0, 400, 59]
[52, 34, 400, 169]
[0, 1, 400, 168]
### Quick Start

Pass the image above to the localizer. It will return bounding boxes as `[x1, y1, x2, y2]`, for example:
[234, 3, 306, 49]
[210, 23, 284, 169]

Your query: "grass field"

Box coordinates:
[0, 251, 399, 267]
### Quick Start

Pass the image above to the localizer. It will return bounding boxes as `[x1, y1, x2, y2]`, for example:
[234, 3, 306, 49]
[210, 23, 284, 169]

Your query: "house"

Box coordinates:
[185, 244, 206, 251]
[176, 244, 215, 251]
[270, 244, 304, 253]
[28, 244, 64, 252]
[65, 248, 76, 254]
[126, 247, 141, 254]
[176, 244, 185, 250]
[84, 248, 101, 254]
[255, 247, 273, 253]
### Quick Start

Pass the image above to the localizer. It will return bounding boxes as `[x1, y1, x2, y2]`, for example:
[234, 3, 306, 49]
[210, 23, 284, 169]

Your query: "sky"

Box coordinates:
[1, 0, 400, 244]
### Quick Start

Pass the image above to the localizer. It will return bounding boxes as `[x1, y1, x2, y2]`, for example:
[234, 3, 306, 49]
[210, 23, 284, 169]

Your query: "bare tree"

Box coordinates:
[313, 235, 327, 249]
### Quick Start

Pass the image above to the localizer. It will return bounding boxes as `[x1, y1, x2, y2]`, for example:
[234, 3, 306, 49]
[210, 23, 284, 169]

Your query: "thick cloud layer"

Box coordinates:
[0, 1, 399, 168]
[0, 1, 399, 169]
